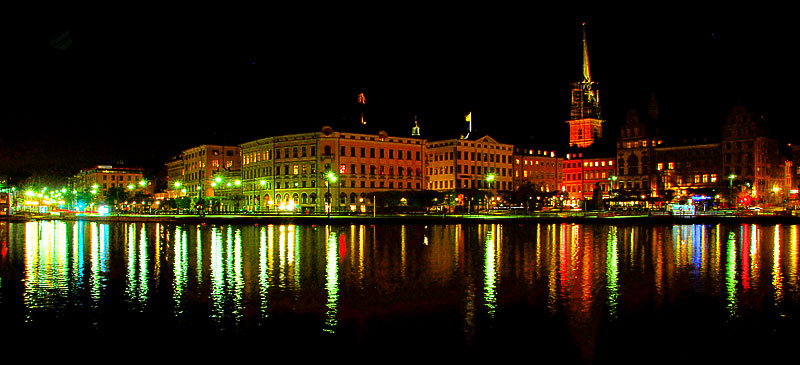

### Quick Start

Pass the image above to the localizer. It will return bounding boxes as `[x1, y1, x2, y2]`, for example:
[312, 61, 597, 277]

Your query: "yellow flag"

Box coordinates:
[466, 112, 471, 122]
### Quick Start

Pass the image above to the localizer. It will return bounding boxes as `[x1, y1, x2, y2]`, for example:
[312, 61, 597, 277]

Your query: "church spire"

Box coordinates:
[582, 22, 591, 83]
[566, 22, 604, 148]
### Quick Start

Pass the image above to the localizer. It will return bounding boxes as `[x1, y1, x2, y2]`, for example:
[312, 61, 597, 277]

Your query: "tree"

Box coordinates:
[103, 186, 129, 210]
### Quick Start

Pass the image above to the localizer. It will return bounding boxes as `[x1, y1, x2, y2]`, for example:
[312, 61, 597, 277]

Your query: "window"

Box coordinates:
[311, 147, 316, 156]
[711, 174, 717, 182]
[668, 162, 674, 170]
[657, 163, 663, 171]
[341, 146, 346, 156]
[370, 148, 375, 158]
[293, 165, 299, 175]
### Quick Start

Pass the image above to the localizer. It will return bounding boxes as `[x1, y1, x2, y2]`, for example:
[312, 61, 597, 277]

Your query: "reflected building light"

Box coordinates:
[210, 227, 224, 324]
[606, 226, 619, 319]
[125, 224, 137, 305]
[401, 225, 406, 281]
[196, 225, 202, 283]
[278, 225, 286, 289]
[72, 221, 84, 288]
[233, 227, 244, 325]
[484, 225, 498, 318]
[24, 222, 39, 311]
[751, 225, 760, 292]
[790, 226, 799, 292]
[324, 227, 339, 333]
[90, 223, 100, 303]
[773, 225, 783, 309]
[138, 224, 148, 303]
[268, 225, 275, 290]
[173, 226, 188, 316]
[259, 226, 269, 319]
[726, 231, 738, 319]
[288, 225, 299, 292]
[741, 225, 750, 292]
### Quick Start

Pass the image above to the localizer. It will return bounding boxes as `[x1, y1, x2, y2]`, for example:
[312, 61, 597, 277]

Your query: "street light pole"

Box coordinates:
[728, 174, 737, 209]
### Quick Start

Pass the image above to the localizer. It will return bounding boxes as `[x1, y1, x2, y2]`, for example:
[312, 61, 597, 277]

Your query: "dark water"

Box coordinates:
[1, 220, 799, 361]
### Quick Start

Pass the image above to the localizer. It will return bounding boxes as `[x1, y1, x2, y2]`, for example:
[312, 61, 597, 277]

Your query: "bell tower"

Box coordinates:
[566, 23, 604, 147]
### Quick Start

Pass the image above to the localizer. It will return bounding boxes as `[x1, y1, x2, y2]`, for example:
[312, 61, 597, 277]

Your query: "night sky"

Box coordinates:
[1, 11, 792, 184]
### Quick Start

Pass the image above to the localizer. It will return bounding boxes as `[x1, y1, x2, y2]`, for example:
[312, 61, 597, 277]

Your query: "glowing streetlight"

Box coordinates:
[127, 184, 135, 190]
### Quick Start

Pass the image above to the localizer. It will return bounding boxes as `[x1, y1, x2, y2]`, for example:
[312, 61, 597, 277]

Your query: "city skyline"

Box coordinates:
[2, 13, 792, 182]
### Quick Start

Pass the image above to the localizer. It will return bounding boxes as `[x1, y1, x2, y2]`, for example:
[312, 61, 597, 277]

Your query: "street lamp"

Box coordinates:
[728, 174, 737, 209]
[325, 171, 337, 217]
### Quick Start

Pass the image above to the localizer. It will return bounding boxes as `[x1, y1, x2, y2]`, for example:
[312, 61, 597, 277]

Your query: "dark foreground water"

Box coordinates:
[1, 220, 799, 361]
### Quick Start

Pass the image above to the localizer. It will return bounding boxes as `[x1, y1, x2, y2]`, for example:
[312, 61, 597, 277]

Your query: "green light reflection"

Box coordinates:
[606, 226, 619, 319]
[483, 225, 497, 318]
[726, 231, 738, 319]
[324, 226, 339, 333]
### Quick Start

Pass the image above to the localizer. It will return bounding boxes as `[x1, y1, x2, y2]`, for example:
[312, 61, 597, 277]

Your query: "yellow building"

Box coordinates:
[240, 127, 425, 212]
[425, 135, 514, 192]
[72, 165, 145, 194]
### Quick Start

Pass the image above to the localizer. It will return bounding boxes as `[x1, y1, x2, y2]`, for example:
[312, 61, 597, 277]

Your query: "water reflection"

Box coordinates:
[2, 220, 800, 357]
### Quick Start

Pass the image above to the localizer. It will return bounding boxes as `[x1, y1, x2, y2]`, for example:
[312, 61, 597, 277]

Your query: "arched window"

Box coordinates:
[301, 193, 308, 204]
[350, 193, 357, 204]
[324, 145, 332, 155]
[292, 193, 299, 203]
[339, 192, 347, 205]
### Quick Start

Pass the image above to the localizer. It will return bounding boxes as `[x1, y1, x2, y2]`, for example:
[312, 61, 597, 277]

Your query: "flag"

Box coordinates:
[358, 93, 366, 105]
[465, 112, 471, 122]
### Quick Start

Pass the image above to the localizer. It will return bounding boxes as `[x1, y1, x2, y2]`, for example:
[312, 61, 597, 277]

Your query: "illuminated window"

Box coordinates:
[711, 174, 717, 182]
[657, 163, 663, 171]
[694, 175, 700, 183]
[524, 171, 528, 178]
[516, 159, 520, 165]
[668, 162, 674, 169]
[212, 160, 219, 167]
[340, 164, 346, 174]
[609, 161, 614, 166]
[226, 161, 233, 168]
[293, 165, 299, 175]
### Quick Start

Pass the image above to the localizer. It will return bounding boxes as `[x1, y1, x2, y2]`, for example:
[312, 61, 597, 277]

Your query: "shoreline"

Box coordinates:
[4, 212, 800, 225]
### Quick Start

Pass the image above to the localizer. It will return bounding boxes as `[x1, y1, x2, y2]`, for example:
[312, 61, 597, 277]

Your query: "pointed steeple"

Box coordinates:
[566, 22, 604, 148]
[582, 22, 591, 83]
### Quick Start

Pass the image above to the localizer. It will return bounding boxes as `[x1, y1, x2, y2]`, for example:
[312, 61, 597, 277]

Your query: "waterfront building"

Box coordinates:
[655, 142, 721, 198]
[559, 153, 615, 203]
[177, 144, 242, 201]
[72, 165, 145, 194]
[721, 106, 781, 204]
[240, 127, 425, 212]
[425, 135, 514, 192]
[512, 148, 559, 193]
[615, 98, 663, 197]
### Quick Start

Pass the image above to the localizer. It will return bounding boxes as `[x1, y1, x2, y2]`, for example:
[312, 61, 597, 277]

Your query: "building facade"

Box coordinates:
[655, 142, 721, 197]
[178, 144, 242, 201]
[559, 154, 615, 203]
[72, 165, 145, 194]
[615, 105, 662, 197]
[425, 135, 514, 192]
[512, 148, 559, 192]
[721, 106, 781, 203]
[240, 127, 426, 212]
